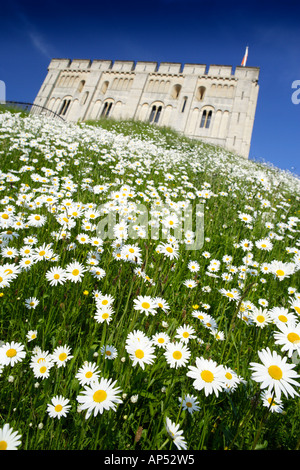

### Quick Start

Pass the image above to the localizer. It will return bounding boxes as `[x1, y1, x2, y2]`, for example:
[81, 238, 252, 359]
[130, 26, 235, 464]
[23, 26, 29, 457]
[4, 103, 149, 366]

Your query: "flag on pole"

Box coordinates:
[241, 46, 248, 66]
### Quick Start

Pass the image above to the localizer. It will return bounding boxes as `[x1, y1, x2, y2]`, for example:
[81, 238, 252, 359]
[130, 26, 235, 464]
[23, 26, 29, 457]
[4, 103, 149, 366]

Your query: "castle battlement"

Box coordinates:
[34, 57, 260, 158]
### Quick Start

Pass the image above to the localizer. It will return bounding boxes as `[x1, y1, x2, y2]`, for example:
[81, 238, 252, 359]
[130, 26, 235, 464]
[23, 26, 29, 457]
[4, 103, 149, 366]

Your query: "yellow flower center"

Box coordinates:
[2, 214, 9, 219]
[256, 315, 265, 323]
[287, 332, 300, 344]
[40, 366, 47, 374]
[35, 215, 41, 220]
[141, 302, 150, 309]
[278, 315, 288, 323]
[166, 247, 173, 253]
[183, 332, 189, 338]
[59, 352, 67, 362]
[72, 269, 79, 276]
[93, 390, 107, 402]
[101, 299, 108, 305]
[102, 313, 109, 319]
[158, 338, 165, 344]
[276, 269, 285, 277]
[105, 350, 111, 356]
[135, 349, 144, 359]
[225, 372, 232, 380]
[39, 250, 46, 256]
[129, 248, 135, 253]
[201, 370, 214, 383]
[268, 365, 283, 380]
[0, 440, 8, 450]
[172, 350, 182, 360]
[55, 404, 63, 412]
[85, 371, 93, 378]
[54, 274, 60, 279]
[6, 348, 17, 358]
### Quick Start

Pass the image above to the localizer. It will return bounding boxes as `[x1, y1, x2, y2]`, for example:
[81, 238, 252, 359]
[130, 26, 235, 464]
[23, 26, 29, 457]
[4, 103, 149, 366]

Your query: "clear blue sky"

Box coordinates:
[1, 0, 300, 175]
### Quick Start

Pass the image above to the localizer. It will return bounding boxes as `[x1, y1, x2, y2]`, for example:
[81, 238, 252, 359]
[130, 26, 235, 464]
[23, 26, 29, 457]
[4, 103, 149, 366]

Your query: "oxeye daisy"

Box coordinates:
[76, 377, 123, 419]
[51, 344, 73, 368]
[273, 322, 300, 358]
[25, 297, 39, 310]
[95, 293, 114, 308]
[151, 332, 170, 348]
[219, 288, 241, 301]
[133, 295, 157, 316]
[0, 341, 26, 367]
[100, 344, 118, 360]
[250, 347, 300, 399]
[183, 279, 197, 289]
[289, 298, 300, 316]
[47, 395, 71, 419]
[187, 357, 226, 397]
[0, 423, 22, 450]
[157, 242, 179, 260]
[75, 361, 101, 386]
[32, 358, 54, 379]
[154, 297, 170, 313]
[32, 243, 54, 262]
[164, 341, 191, 369]
[251, 308, 273, 328]
[1, 246, 18, 259]
[222, 367, 242, 392]
[90, 266, 106, 280]
[45, 266, 67, 286]
[125, 337, 156, 369]
[200, 313, 218, 330]
[255, 238, 273, 251]
[269, 260, 295, 281]
[175, 324, 196, 343]
[94, 305, 114, 324]
[27, 213, 47, 227]
[261, 391, 284, 413]
[178, 394, 200, 414]
[19, 257, 35, 270]
[65, 261, 87, 283]
[0, 269, 11, 288]
[269, 306, 297, 326]
[187, 260, 200, 273]
[26, 330, 37, 342]
[165, 417, 187, 450]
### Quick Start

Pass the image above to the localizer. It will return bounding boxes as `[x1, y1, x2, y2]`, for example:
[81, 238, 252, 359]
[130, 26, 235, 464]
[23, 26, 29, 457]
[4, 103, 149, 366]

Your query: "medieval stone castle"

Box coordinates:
[33, 58, 260, 158]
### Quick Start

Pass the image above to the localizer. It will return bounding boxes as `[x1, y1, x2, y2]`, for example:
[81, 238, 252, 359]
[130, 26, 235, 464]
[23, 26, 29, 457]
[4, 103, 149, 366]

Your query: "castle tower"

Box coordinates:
[33, 58, 259, 158]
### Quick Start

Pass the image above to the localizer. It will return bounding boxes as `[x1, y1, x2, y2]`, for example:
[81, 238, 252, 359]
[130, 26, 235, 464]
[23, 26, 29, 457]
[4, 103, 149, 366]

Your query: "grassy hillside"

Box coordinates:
[0, 109, 299, 450]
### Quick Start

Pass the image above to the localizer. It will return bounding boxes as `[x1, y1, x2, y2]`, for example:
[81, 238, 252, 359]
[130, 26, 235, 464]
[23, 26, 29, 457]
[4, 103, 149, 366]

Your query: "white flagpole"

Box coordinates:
[241, 46, 249, 66]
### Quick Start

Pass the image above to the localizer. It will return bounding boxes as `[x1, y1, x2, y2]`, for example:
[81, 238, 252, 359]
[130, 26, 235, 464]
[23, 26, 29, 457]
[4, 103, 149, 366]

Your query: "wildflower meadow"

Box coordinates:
[0, 108, 299, 450]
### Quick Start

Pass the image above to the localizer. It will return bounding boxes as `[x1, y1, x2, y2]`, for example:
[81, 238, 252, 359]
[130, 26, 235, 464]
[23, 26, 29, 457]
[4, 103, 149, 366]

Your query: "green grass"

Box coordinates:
[0, 109, 299, 450]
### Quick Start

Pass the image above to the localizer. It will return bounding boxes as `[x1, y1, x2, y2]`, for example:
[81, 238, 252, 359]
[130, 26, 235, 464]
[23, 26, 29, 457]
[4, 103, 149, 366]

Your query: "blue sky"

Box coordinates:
[1, 0, 300, 175]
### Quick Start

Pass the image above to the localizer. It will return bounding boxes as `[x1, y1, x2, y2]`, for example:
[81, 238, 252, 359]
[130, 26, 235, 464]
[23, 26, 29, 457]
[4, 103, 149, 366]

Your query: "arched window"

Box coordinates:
[196, 86, 206, 101]
[101, 81, 109, 94]
[181, 96, 188, 113]
[171, 84, 182, 99]
[77, 80, 85, 93]
[149, 105, 162, 123]
[58, 99, 71, 116]
[200, 109, 212, 128]
[81, 92, 89, 105]
[101, 101, 113, 117]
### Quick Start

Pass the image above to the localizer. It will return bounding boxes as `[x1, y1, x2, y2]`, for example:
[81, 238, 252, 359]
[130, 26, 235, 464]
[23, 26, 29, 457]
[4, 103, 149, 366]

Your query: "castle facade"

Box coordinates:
[34, 58, 260, 158]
